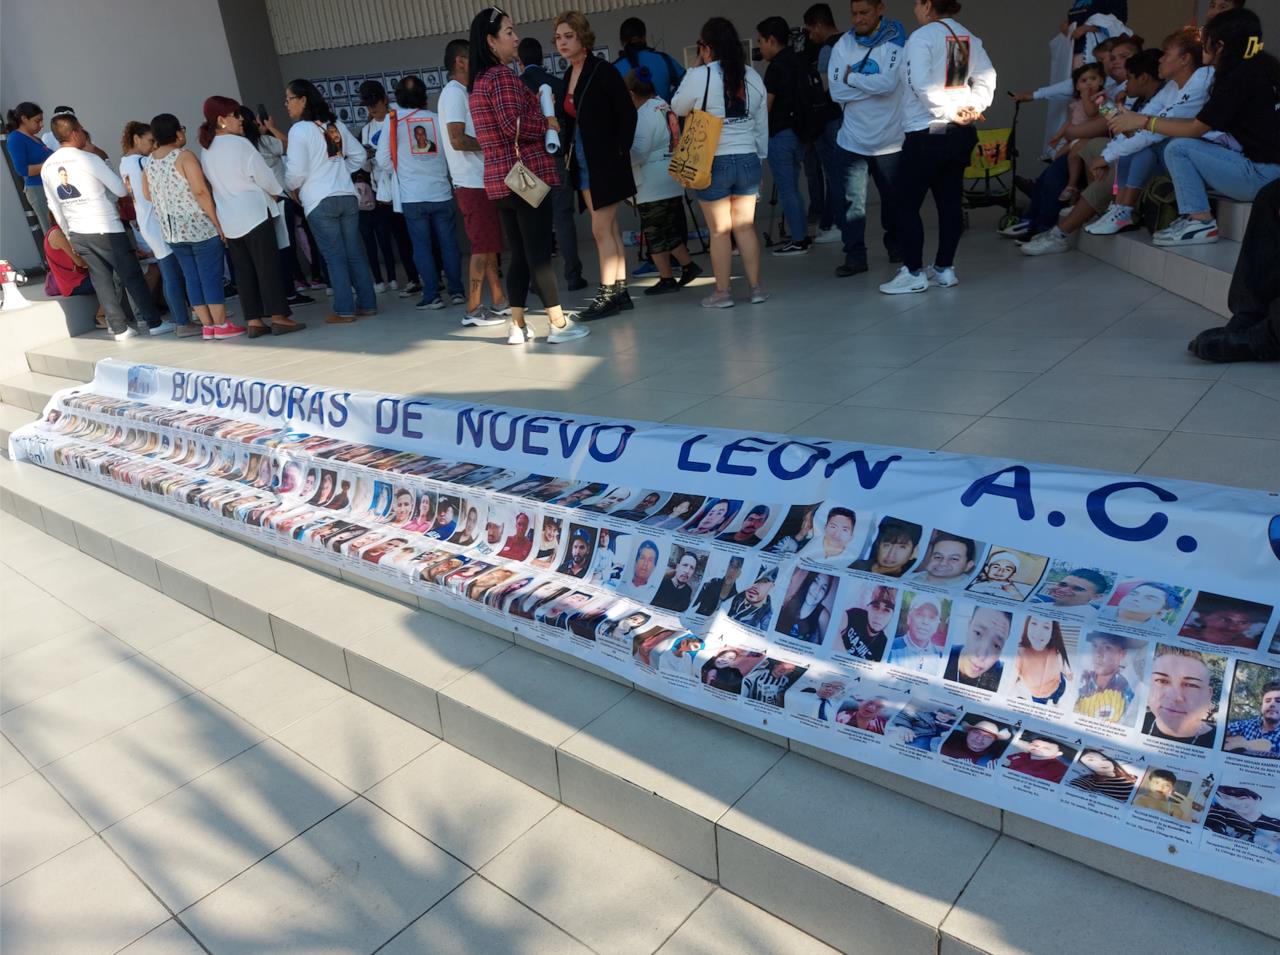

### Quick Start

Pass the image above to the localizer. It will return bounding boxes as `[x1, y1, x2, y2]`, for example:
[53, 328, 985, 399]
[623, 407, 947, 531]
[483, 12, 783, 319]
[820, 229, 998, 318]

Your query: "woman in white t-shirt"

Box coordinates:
[626, 69, 703, 296]
[283, 79, 376, 323]
[671, 17, 770, 308]
[199, 96, 305, 338]
[879, 0, 995, 296]
[119, 121, 197, 335]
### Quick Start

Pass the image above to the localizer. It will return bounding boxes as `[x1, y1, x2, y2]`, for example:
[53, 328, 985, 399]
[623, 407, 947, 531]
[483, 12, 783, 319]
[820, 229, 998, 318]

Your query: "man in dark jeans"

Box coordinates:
[517, 38, 587, 291]
[1188, 179, 1280, 363]
[41, 114, 167, 341]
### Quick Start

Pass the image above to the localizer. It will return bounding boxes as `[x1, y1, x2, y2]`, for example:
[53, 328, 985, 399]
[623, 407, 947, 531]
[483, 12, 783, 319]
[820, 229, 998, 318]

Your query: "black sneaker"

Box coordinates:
[580, 285, 620, 321]
[286, 292, 315, 306]
[835, 261, 868, 278]
[644, 277, 680, 296]
[771, 240, 810, 257]
[677, 261, 703, 286]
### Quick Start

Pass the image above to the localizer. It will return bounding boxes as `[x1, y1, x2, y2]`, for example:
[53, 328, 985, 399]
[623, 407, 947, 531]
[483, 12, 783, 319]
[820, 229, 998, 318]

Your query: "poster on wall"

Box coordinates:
[10, 359, 1280, 896]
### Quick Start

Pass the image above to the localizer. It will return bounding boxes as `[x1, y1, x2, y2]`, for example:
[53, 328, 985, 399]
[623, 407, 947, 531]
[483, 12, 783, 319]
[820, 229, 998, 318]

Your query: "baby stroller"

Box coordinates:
[961, 96, 1023, 232]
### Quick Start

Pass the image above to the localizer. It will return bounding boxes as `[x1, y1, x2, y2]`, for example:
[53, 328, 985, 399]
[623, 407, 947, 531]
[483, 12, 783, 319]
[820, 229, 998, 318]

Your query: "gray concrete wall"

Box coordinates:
[217, 0, 287, 124]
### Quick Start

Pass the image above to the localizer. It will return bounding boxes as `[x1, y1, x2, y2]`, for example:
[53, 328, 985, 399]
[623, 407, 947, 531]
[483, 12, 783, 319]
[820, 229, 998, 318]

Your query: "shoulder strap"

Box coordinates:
[701, 66, 712, 111]
[388, 110, 399, 169]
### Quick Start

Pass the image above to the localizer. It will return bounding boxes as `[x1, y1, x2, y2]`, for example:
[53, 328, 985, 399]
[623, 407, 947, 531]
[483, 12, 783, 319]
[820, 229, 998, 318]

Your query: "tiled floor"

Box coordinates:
[24, 210, 1278, 491]
[0, 513, 835, 955]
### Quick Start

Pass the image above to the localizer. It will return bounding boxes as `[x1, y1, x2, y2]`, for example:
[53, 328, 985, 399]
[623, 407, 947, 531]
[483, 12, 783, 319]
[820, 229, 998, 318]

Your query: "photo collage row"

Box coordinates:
[14, 387, 1280, 882]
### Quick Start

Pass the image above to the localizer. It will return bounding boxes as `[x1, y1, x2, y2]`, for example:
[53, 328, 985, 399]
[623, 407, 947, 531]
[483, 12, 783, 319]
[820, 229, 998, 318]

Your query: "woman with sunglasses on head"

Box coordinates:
[283, 79, 377, 324]
[671, 17, 770, 308]
[467, 6, 589, 344]
[199, 96, 306, 338]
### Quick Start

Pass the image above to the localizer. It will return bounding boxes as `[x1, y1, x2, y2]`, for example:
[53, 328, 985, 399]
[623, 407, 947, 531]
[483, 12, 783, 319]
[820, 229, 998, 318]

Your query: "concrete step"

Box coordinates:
[0, 372, 82, 414]
[24, 336, 114, 383]
[1214, 196, 1250, 243]
[1, 457, 1275, 953]
[0, 289, 99, 380]
[1078, 228, 1238, 317]
[0, 403, 38, 453]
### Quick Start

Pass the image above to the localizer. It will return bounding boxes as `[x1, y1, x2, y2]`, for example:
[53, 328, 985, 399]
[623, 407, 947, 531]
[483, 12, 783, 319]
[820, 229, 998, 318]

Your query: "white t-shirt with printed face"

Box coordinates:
[436, 79, 486, 189]
[42, 146, 126, 234]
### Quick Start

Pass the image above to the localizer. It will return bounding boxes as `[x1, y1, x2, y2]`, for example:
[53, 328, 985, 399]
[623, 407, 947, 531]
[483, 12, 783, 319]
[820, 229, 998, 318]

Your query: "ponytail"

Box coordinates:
[121, 121, 151, 154]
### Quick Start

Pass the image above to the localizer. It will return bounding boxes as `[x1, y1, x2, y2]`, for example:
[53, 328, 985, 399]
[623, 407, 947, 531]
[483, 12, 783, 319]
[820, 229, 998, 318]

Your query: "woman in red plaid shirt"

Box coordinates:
[468, 8, 589, 345]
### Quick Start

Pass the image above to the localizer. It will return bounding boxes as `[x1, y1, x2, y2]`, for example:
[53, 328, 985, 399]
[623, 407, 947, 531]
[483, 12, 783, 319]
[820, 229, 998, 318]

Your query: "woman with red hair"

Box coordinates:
[198, 95, 305, 337]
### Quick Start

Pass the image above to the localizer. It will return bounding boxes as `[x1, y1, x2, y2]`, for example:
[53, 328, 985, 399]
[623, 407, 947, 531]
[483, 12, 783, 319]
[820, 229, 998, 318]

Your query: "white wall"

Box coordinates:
[1, 0, 242, 267]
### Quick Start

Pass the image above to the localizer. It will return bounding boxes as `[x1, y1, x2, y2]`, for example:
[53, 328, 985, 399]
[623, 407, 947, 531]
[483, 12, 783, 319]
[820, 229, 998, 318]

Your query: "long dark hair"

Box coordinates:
[5, 101, 41, 133]
[236, 106, 262, 147]
[1018, 617, 1071, 667]
[287, 78, 335, 123]
[468, 7, 509, 92]
[699, 17, 747, 117]
[1204, 7, 1280, 92]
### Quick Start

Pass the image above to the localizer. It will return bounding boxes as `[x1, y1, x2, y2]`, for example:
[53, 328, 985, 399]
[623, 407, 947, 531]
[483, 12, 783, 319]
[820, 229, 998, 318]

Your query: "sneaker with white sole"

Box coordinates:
[771, 240, 810, 257]
[878, 267, 928, 295]
[507, 323, 531, 345]
[749, 285, 769, 304]
[998, 218, 1031, 238]
[926, 265, 958, 288]
[416, 297, 446, 310]
[1083, 203, 1136, 235]
[374, 281, 388, 294]
[450, 292, 466, 306]
[113, 327, 139, 341]
[813, 226, 841, 244]
[490, 301, 512, 316]
[149, 321, 177, 336]
[1153, 216, 1219, 246]
[701, 289, 734, 308]
[462, 306, 506, 327]
[1019, 228, 1071, 256]
[397, 281, 422, 298]
[388, 279, 399, 291]
[547, 319, 589, 344]
[213, 323, 247, 339]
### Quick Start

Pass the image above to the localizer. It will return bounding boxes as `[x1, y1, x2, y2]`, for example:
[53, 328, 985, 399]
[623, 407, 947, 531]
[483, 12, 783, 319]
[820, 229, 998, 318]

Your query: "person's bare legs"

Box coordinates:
[466, 254, 487, 311]
[729, 194, 761, 287]
[208, 303, 228, 326]
[671, 243, 693, 268]
[700, 198, 733, 292]
[652, 251, 675, 279]
[583, 191, 626, 286]
[485, 254, 505, 305]
[509, 305, 527, 330]
[1059, 195, 1103, 235]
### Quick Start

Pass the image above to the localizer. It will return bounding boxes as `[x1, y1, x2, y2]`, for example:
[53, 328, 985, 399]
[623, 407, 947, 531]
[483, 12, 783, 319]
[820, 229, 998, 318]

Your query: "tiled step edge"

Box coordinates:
[0, 372, 83, 415]
[1079, 229, 1238, 318]
[1, 458, 1275, 952]
[0, 404, 38, 453]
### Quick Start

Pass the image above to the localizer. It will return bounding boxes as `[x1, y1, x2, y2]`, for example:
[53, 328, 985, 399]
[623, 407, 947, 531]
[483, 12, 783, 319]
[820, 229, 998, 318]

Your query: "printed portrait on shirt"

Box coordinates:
[944, 32, 971, 89]
[410, 118, 439, 155]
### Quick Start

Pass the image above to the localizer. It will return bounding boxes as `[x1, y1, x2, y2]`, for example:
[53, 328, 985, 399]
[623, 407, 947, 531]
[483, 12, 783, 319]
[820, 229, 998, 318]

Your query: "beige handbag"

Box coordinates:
[504, 118, 550, 207]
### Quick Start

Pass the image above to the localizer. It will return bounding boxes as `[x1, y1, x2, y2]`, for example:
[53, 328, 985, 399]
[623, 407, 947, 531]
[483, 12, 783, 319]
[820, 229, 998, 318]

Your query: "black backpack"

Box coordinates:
[793, 60, 832, 143]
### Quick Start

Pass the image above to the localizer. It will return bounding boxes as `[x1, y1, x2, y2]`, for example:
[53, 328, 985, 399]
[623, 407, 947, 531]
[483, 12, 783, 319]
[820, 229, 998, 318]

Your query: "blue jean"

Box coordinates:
[1164, 137, 1280, 216]
[835, 146, 902, 266]
[815, 119, 842, 230]
[154, 253, 190, 324]
[169, 235, 226, 307]
[1117, 141, 1168, 193]
[402, 200, 463, 304]
[1027, 154, 1069, 233]
[768, 128, 809, 243]
[696, 154, 762, 202]
[307, 194, 376, 316]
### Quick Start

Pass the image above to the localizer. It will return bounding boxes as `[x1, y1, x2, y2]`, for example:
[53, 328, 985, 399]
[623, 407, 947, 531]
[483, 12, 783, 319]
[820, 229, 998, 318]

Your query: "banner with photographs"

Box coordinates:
[11, 359, 1280, 895]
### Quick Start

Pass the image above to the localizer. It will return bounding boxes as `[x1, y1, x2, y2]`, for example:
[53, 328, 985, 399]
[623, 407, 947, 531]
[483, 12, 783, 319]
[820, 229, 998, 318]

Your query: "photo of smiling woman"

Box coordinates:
[1141, 646, 1225, 749]
[1008, 616, 1075, 706]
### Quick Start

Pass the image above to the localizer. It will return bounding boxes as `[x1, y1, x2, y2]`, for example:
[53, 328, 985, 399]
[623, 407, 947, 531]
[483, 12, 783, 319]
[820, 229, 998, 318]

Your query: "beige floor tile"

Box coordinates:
[943, 417, 1168, 473]
[987, 371, 1213, 430]
[566, 385, 713, 421]
[845, 367, 1036, 416]
[181, 798, 469, 955]
[367, 743, 556, 868]
[1176, 381, 1280, 441]
[40, 693, 265, 831]
[117, 920, 207, 955]
[0, 771, 93, 883]
[0, 734, 33, 786]
[0, 837, 169, 955]
[101, 739, 353, 912]
[0, 599, 90, 659]
[1139, 431, 1280, 491]
[203, 653, 347, 736]
[145, 619, 273, 690]
[93, 592, 214, 652]
[665, 394, 832, 432]
[274, 694, 438, 792]
[657, 889, 840, 955]
[726, 362, 898, 404]
[482, 806, 712, 955]
[797, 404, 979, 449]
[381, 876, 594, 955]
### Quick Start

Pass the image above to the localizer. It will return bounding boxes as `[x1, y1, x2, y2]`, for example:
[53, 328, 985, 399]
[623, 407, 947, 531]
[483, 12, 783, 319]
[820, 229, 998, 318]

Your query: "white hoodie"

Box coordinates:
[1102, 66, 1214, 162]
[901, 18, 997, 134]
[827, 25, 907, 155]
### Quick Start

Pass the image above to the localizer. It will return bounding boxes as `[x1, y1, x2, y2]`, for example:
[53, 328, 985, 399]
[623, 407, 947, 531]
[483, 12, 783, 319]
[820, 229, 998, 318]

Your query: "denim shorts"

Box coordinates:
[573, 125, 590, 192]
[696, 153, 762, 202]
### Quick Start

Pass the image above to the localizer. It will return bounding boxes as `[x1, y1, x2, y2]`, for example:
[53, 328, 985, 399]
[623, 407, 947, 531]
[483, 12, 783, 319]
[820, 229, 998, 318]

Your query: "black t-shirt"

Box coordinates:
[1197, 58, 1280, 164]
[764, 47, 802, 138]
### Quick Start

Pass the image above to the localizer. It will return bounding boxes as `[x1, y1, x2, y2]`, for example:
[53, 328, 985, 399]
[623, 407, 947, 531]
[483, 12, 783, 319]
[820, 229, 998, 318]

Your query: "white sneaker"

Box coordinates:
[507, 323, 529, 345]
[1019, 229, 1071, 256]
[325, 287, 334, 297]
[878, 267, 928, 295]
[1153, 216, 1219, 246]
[1083, 203, 1135, 236]
[813, 226, 841, 245]
[926, 266, 958, 288]
[998, 219, 1031, 238]
[374, 281, 387, 294]
[490, 301, 512, 316]
[462, 306, 506, 327]
[546, 319, 589, 344]
[389, 280, 399, 291]
[149, 321, 177, 336]
[113, 327, 139, 341]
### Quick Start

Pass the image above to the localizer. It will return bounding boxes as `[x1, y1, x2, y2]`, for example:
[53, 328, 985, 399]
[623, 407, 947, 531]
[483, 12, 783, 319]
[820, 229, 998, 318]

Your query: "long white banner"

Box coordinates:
[11, 358, 1280, 894]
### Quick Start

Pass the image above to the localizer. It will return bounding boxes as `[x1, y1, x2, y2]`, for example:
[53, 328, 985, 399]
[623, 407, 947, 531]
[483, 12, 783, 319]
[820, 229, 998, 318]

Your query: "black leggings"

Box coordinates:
[227, 217, 292, 323]
[897, 125, 978, 272]
[495, 194, 558, 310]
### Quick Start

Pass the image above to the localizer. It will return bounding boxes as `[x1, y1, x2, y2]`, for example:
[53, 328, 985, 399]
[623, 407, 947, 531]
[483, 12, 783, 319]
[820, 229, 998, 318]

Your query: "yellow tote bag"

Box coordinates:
[668, 69, 723, 191]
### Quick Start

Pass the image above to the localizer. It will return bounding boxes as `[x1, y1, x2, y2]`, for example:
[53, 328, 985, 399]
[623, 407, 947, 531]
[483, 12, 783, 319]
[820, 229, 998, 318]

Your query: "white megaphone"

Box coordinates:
[0, 261, 32, 311]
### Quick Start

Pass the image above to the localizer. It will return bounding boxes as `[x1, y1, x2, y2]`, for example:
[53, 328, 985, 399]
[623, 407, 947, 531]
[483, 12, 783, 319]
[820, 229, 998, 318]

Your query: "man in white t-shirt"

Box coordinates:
[42, 115, 171, 341]
[373, 74, 465, 311]
[438, 39, 509, 326]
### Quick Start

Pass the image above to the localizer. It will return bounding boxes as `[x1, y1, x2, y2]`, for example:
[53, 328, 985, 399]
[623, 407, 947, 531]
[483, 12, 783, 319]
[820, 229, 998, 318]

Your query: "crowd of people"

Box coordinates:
[5, 1, 1278, 360]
